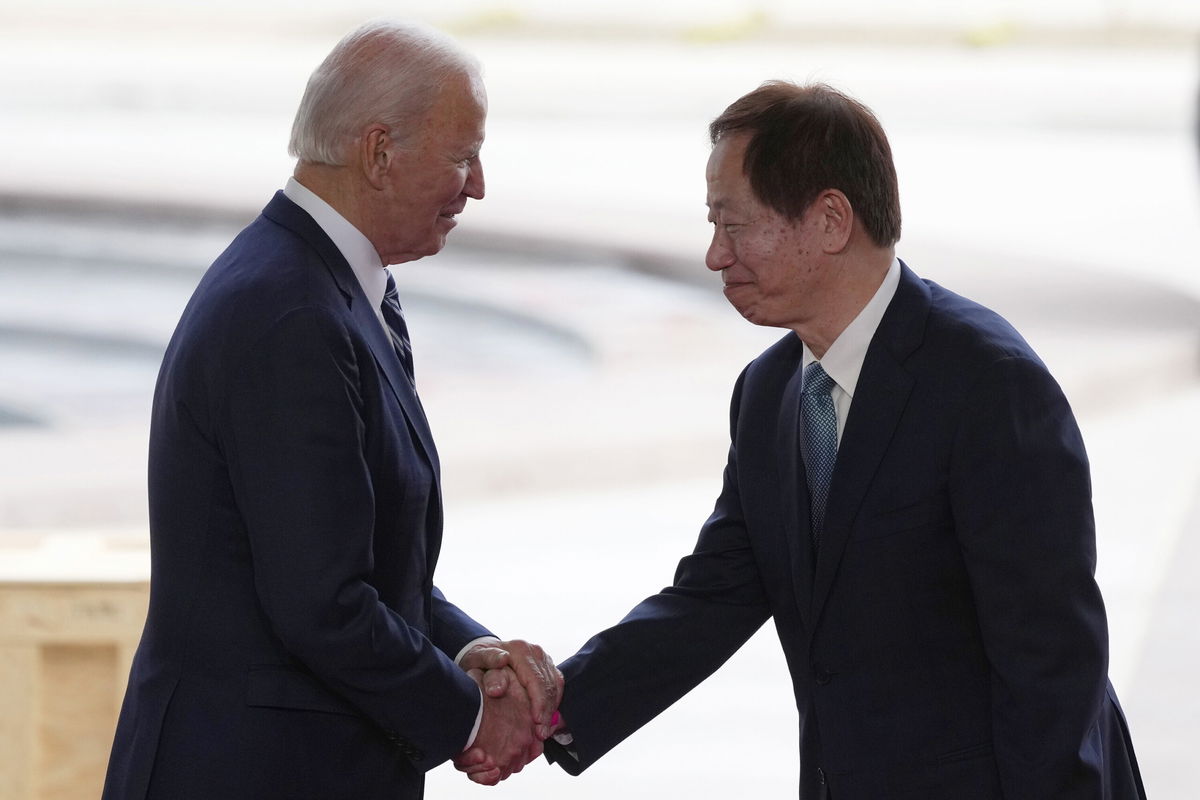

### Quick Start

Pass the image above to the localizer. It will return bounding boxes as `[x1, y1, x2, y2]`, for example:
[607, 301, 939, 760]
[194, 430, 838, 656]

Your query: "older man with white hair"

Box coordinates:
[102, 20, 559, 800]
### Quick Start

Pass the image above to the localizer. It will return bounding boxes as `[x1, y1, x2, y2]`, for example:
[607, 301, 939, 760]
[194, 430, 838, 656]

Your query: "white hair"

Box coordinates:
[288, 20, 480, 166]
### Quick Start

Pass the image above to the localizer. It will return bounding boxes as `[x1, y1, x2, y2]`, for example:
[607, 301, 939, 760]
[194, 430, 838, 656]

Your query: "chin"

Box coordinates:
[736, 306, 777, 328]
[386, 237, 447, 265]
[728, 300, 756, 322]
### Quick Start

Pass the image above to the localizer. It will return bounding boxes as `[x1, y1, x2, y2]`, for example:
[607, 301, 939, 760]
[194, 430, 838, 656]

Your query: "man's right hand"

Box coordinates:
[454, 667, 542, 785]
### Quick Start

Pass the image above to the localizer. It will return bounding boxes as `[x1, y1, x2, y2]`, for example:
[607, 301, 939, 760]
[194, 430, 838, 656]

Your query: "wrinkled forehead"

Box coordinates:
[460, 69, 488, 109]
[417, 71, 487, 136]
[440, 69, 487, 112]
[706, 133, 753, 207]
[707, 133, 749, 175]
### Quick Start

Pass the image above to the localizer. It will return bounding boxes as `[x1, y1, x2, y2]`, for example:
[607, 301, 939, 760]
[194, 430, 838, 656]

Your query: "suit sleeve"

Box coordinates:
[222, 305, 479, 769]
[546, 368, 772, 773]
[430, 585, 495, 658]
[950, 354, 1110, 799]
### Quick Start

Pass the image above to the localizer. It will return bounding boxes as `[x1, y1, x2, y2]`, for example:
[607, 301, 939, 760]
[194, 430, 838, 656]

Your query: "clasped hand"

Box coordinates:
[454, 639, 564, 785]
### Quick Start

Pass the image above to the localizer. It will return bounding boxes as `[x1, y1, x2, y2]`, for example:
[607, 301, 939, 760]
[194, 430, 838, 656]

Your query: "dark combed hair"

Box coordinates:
[709, 81, 901, 248]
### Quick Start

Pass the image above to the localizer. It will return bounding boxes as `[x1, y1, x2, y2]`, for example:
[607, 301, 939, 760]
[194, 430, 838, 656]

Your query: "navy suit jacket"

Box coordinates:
[547, 263, 1145, 799]
[102, 193, 491, 800]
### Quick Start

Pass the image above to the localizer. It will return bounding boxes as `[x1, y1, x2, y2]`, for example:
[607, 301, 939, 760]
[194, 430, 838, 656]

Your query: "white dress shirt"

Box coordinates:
[800, 257, 902, 445]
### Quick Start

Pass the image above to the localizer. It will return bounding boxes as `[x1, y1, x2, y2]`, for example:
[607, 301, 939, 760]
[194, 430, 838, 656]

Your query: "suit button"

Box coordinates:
[813, 665, 832, 685]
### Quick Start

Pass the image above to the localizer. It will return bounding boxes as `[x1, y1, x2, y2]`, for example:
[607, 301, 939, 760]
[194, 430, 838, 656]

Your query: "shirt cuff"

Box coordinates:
[551, 721, 579, 762]
[454, 636, 501, 665]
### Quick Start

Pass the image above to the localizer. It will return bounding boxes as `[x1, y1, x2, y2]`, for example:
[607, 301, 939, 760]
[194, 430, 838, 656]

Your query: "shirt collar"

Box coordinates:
[283, 177, 389, 315]
[802, 256, 902, 398]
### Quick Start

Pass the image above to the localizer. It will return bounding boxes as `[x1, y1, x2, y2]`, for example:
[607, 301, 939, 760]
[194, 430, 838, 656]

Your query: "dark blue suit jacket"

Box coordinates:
[102, 193, 491, 800]
[547, 263, 1145, 799]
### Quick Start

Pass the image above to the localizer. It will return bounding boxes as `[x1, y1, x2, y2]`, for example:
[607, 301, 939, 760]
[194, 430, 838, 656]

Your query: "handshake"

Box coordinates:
[453, 639, 566, 785]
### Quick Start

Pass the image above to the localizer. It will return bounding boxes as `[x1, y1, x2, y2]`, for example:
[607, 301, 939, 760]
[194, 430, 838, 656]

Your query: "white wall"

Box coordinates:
[6, 0, 1200, 34]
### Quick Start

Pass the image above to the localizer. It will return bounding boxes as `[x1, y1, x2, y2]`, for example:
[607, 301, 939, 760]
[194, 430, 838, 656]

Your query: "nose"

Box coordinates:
[465, 156, 485, 200]
[705, 227, 734, 272]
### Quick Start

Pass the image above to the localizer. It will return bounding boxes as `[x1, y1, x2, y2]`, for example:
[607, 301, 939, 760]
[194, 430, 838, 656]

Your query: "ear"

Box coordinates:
[359, 124, 392, 191]
[816, 189, 854, 254]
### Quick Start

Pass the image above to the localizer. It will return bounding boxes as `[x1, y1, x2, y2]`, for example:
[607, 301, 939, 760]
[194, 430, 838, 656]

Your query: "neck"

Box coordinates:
[293, 162, 386, 261]
[793, 248, 893, 359]
[294, 164, 368, 231]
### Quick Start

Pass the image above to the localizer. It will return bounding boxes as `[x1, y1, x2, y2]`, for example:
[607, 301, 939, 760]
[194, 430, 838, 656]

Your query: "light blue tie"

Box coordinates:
[801, 361, 838, 548]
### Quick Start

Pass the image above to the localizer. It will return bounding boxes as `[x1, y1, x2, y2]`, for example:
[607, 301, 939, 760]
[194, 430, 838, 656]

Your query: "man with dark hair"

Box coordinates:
[102, 20, 560, 800]
[526, 82, 1145, 798]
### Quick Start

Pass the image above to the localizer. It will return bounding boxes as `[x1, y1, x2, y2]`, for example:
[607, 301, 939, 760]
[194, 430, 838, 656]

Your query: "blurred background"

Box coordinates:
[1, 0, 1198, 797]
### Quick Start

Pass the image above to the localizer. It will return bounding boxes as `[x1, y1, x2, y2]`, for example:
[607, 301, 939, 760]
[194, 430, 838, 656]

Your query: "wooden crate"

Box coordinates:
[0, 533, 149, 800]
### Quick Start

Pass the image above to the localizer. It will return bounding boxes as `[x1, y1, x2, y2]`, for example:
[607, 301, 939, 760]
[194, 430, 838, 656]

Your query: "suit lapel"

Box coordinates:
[810, 263, 929, 628]
[261, 192, 442, 479]
[774, 338, 816, 632]
[347, 291, 447, 577]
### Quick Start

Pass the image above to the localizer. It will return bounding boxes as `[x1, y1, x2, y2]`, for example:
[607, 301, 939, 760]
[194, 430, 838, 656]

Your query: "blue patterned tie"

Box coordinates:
[801, 361, 838, 547]
[381, 273, 416, 386]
